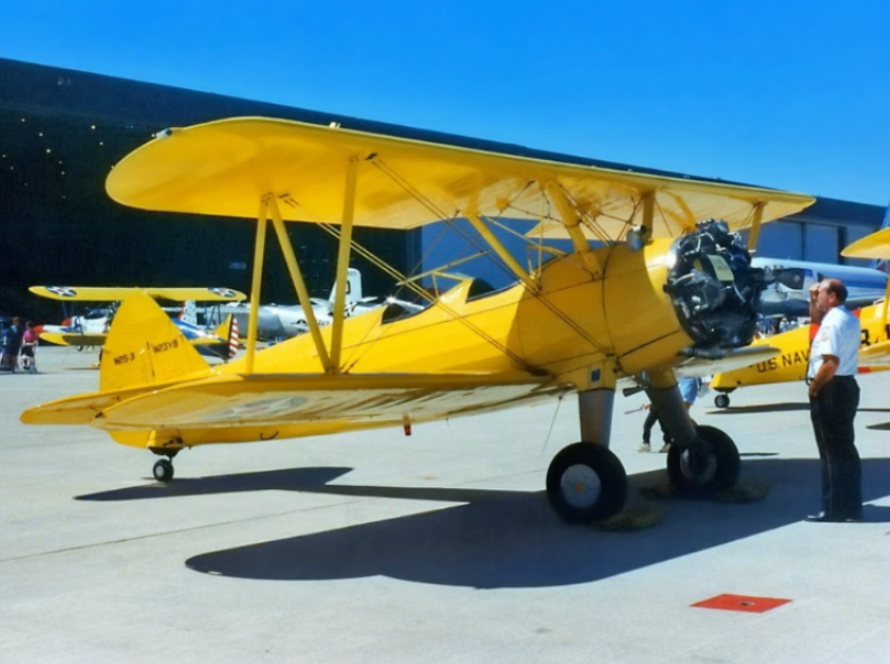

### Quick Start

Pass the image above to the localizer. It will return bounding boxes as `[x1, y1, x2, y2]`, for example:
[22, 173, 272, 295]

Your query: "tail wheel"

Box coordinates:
[546, 442, 628, 523]
[714, 393, 730, 409]
[667, 425, 740, 494]
[153, 459, 174, 483]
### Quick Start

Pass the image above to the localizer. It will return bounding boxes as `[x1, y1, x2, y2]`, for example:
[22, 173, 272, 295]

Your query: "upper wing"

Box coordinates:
[30, 286, 246, 302]
[106, 117, 814, 240]
[842, 227, 890, 260]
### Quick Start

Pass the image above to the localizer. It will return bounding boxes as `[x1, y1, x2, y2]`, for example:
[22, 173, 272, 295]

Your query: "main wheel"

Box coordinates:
[667, 425, 740, 494]
[546, 442, 628, 523]
[714, 393, 730, 409]
[152, 458, 174, 483]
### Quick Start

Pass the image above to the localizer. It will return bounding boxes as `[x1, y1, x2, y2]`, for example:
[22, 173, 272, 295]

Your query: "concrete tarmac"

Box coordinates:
[2, 347, 889, 663]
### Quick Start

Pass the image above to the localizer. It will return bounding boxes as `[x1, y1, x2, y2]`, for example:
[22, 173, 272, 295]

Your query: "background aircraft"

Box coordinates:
[216, 268, 422, 341]
[711, 226, 890, 407]
[754, 257, 887, 318]
[754, 201, 890, 319]
[22, 116, 814, 525]
[32, 286, 245, 359]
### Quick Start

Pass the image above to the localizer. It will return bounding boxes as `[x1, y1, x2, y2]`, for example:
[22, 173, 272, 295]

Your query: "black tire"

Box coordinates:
[714, 393, 730, 409]
[667, 425, 740, 494]
[153, 459, 174, 483]
[546, 442, 628, 523]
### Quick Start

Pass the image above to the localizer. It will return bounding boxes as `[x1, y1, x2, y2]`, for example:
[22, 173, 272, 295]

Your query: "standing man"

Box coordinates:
[805, 279, 862, 522]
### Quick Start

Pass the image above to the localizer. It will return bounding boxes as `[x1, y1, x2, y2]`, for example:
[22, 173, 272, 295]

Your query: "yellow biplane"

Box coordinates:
[22, 117, 814, 523]
[711, 227, 890, 407]
[32, 285, 244, 359]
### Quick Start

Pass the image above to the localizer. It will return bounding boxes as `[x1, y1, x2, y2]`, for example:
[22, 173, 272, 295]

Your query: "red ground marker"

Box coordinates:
[692, 593, 792, 614]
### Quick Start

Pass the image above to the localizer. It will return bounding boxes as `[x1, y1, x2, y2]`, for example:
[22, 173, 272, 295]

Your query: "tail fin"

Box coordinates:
[328, 267, 363, 305]
[212, 314, 240, 359]
[100, 293, 210, 392]
[179, 300, 198, 325]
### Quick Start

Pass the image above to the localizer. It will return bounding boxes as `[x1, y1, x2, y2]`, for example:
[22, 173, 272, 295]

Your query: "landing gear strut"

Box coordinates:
[150, 447, 180, 483]
[546, 386, 628, 523]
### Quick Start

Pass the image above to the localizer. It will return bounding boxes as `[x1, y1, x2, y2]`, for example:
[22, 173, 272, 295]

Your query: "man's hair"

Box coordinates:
[825, 279, 848, 304]
[11, 316, 22, 325]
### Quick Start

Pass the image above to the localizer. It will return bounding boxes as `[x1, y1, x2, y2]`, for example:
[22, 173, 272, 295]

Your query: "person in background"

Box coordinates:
[639, 377, 701, 453]
[20, 321, 38, 372]
[1, 317, 24, 371]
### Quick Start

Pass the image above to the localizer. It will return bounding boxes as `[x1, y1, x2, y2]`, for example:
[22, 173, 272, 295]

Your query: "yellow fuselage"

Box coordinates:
[218, 239, 693, 386]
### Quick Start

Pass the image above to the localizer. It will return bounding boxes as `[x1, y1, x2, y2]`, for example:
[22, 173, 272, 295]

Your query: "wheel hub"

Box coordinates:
[679, 447, 717, 484]
[560, 464, 602, 509]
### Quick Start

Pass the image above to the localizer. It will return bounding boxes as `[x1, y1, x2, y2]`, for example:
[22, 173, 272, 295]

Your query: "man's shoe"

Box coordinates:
[806, 511, 863, 523]
[805, 512, 847, 522]
[658, 443, 671, 453]
[638, 443, 652, 453]
[806, 512, 840, 522]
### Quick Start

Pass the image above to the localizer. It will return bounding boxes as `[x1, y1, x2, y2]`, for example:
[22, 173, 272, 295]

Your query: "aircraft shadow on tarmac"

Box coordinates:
[76, 458, 890, 589]
[708, 402, 810, 414]
[712, 405, 890, 416]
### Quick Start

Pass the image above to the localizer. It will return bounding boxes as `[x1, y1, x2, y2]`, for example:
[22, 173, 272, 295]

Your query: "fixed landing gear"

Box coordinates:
[546, 442, 628, 523]
[150, 447, 180, 483]
[153, 458, 174, 482]
[714, 393, 731, 409]
[667, 424, 740, 494]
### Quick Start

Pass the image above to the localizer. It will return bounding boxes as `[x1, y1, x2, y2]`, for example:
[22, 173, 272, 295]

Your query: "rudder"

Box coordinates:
[100, 293, 210, 392]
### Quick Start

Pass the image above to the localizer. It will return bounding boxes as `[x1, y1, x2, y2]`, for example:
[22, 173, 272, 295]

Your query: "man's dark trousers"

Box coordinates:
[809, 375, 862, 519]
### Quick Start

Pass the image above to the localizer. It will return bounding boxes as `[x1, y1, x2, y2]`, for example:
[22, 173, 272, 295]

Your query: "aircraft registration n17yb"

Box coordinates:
[22, 117, 814, 523]
[710, 226, 890, 408]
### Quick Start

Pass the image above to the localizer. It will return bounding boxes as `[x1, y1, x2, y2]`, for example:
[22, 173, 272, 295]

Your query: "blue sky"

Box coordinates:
[2, 0, 889, 204]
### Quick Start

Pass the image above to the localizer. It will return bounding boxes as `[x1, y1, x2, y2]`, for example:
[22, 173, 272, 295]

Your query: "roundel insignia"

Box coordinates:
[48, 286, 78, 297]
[209, 288, 237, 298]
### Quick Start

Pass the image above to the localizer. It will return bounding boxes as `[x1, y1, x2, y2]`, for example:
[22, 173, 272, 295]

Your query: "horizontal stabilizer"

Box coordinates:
[21, 383, 180, 425]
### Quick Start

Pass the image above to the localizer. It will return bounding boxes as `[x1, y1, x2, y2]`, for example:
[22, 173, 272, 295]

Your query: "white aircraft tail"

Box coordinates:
[179, 300, 198, 325]
[328, 268, 363, 304]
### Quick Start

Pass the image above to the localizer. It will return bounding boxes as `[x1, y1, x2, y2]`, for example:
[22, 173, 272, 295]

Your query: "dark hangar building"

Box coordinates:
[1, 57, 885, 319]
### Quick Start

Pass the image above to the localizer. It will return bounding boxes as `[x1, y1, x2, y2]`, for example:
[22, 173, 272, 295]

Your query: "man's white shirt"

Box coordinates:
[807, 306, 861, 380]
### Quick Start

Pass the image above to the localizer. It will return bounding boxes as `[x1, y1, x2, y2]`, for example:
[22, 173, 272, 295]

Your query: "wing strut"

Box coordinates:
[330, 157, 359, 372]
[746, 202, 766, 251]
[267, 196, 333, 373]
[464, 211, 536, 291]
[641, 190, 655, 234]
[244, 198, 269, 374]
[541, 180, 593, 254]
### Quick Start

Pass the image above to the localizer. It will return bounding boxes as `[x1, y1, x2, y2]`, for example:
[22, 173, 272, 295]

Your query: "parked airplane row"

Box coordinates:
[30, 270, 424, 358]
